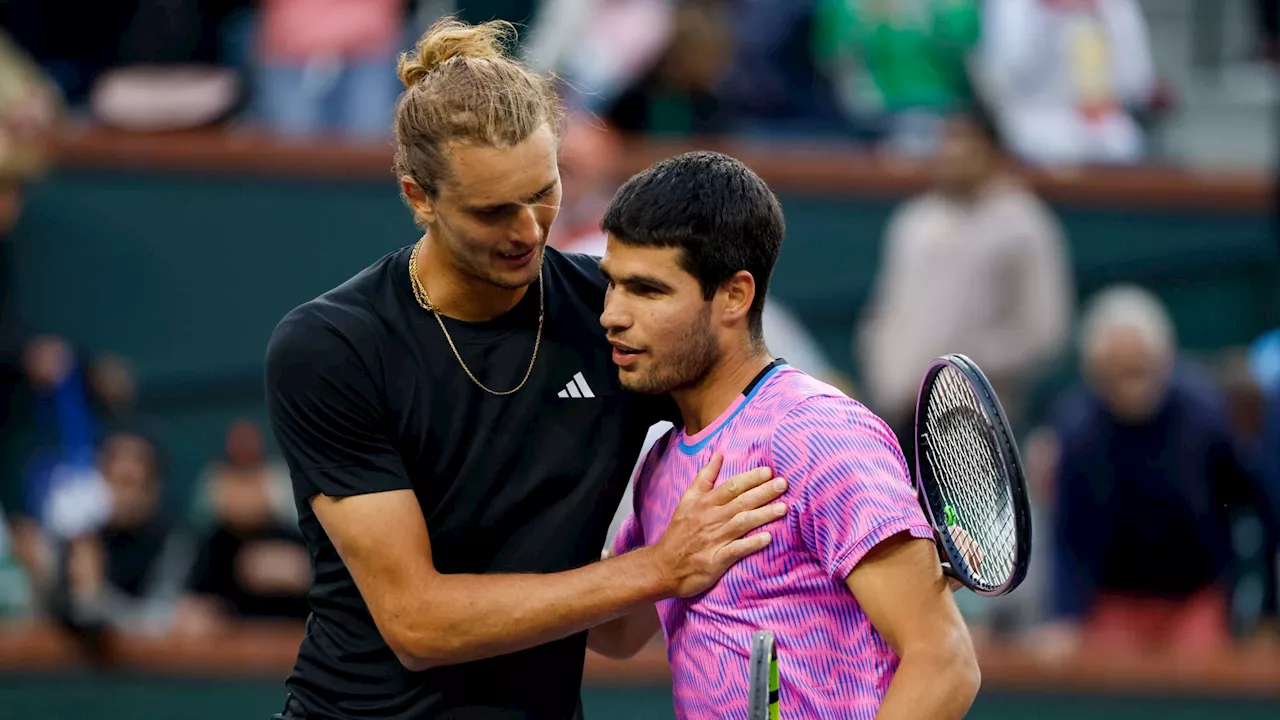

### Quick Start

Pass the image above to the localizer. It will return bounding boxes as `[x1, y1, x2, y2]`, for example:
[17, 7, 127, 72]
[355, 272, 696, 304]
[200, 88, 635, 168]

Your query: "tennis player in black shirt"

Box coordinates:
[263, 17, 788, 720]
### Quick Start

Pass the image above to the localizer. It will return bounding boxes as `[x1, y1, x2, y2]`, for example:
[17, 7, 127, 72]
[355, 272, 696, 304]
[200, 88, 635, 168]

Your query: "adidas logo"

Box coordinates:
[557, 372, 596, 399]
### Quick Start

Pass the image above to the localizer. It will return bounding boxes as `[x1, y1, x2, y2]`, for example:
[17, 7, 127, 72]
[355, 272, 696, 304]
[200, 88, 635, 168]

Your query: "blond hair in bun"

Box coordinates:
[393, 16, 562, 199]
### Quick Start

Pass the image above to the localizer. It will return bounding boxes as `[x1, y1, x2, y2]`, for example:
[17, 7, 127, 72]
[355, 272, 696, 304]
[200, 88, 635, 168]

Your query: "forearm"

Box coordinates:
[397, 548, 669, 669]
[876, 642, 980, 720]
[588, 604, 661, 659]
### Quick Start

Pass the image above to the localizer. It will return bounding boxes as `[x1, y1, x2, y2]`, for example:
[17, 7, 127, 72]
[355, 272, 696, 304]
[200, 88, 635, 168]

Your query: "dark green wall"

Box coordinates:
[0, 673, 1276, 720]
[7, 168, 1276, 508]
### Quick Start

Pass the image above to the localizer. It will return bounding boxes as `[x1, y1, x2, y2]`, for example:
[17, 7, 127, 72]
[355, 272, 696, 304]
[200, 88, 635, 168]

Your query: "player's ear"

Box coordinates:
[401, 176, 438, 226]
[718, 270, 756, 327]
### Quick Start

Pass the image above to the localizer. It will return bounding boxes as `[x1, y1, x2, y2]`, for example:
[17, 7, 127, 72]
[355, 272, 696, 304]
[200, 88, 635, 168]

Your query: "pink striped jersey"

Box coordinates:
[612, 363, 935, 719]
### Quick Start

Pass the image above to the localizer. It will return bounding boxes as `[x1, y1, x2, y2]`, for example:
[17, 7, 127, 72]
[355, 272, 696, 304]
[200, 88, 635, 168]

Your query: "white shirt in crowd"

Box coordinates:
[858, 178, 1074, 425]
[979, 0, 1156, 166]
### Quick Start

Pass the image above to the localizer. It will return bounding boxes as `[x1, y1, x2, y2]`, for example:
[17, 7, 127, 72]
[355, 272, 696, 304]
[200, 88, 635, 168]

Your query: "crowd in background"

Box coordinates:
[0, 0, 1278, 668]
[0, 0, 1272, 162]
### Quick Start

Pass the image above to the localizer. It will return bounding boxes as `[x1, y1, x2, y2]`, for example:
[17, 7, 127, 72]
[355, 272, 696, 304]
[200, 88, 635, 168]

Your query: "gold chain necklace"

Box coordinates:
[408, 239, 544, 396]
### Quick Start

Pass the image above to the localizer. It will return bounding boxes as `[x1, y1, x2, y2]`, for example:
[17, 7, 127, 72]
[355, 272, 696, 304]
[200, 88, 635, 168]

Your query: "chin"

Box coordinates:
[618, 369, 676, 396]
[486, 265, 541, 290]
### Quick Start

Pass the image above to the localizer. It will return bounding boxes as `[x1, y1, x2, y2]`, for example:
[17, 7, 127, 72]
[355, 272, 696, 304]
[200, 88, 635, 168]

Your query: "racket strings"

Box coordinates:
[921, 367, 1018, 590]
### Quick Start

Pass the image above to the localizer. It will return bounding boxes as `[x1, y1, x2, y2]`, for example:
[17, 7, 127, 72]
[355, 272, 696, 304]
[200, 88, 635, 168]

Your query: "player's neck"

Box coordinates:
[673, 348, 774, 436]
[416, 236, 528, 322]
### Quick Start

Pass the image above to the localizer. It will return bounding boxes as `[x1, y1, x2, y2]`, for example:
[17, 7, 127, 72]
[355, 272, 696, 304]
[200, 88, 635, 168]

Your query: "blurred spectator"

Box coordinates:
[0, 29, 59, 579]
[716, 0, 850, 139]
[52, 432, 190, 638]
[1045, 286, 1279, 657]
[604, 1, 735, 137]
[8, 0, 244, 130]
[0, 504, 34, 618]
[18, 338, 112, 543]
[84, 353, 140, 429]
[0, 27, 60, 383]
[252, 0, 405, 139]
[813, 0, 981, 156]
[0, 29, 59, 183]
[550, 114, 626, 254]
[858, 107, 1073, 460]
[173, 421, 309, 637]
[190, 419, 294, 529]
[1253, 330, 1280, 497]
[978, 0, 1157, 167]
[4, 0, 242, 110]
[1215, 347, 1279, 640]
[525, 0, 673, 116]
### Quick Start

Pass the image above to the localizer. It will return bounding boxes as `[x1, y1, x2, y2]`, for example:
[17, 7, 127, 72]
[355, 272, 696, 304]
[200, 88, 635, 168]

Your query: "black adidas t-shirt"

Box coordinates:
[264, 246, 668, 719]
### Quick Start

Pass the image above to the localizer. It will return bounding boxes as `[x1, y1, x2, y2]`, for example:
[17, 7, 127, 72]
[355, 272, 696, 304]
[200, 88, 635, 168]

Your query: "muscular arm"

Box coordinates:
[845, 534, 980, 720]
[314, 458, 784, 671]
[316, 491, 668, 670]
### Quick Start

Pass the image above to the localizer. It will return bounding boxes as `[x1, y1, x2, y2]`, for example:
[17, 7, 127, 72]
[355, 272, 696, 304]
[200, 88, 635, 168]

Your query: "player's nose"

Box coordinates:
[599, 293, 629, 331]
[510, 205, 541, 245]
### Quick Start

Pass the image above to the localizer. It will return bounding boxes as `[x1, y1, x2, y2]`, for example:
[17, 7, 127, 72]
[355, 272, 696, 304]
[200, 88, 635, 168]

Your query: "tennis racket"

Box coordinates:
[913, 353, 1032, 597]
[748, 630, 780, 720]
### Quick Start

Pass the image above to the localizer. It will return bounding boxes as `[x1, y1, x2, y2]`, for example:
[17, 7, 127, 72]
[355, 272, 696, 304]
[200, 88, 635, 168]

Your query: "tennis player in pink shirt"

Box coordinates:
[588, 151, 980, 719]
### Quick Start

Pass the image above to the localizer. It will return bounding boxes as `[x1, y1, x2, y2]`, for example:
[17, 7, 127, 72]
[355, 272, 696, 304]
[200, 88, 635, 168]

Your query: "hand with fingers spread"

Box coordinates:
[647, 452, 788, 598]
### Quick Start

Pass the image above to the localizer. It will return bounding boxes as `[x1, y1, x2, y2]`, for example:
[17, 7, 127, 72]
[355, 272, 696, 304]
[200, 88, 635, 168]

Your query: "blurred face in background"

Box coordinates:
[1085, 327, 1172, 423]
[225, 419, 266, 468]
[23, 336, 71, 390]
[215, 420, 275, 531]
[934, 116, 997, 198]
[101, 434, 160, 531]
[552, 116, 623, 245]
[88, 354, 136, 412]
[599, 240, 722, 395]
[662, 4, 733, 93]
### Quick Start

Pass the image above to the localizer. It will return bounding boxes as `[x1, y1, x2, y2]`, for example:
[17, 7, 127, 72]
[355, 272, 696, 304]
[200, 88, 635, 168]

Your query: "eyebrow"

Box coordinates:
[468, 180, 558, 214]
[599, 264, 675, 294]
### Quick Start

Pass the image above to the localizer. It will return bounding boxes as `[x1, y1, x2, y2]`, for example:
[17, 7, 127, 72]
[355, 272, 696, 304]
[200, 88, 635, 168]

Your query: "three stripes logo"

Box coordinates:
[557, 372, 596, 399]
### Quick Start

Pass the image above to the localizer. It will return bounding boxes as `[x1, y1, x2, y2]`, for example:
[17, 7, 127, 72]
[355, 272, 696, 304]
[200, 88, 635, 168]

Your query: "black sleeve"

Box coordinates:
[265, 307, 412, 501]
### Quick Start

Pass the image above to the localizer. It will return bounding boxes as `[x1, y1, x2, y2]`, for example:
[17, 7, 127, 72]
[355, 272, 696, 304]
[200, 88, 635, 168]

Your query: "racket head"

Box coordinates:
[913, 353, 1033, 597]
[747, 630, 779, 720]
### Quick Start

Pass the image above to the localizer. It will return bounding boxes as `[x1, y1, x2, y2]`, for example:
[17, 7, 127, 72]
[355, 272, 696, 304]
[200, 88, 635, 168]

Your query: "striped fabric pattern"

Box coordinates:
[613, 366, 934, 719]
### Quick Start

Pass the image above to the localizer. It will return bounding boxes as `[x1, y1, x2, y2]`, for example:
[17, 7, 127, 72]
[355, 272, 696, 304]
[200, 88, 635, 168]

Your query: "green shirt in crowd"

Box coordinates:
[814, 0, 981, 114]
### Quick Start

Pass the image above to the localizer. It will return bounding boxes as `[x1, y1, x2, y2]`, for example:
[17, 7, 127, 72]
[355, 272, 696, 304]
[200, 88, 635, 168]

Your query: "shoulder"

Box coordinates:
[758, 368, 860, 419]
[266, 249, 408, 395]
[759, 368, 896, 456]
[994, 181, 1062, 236]
[895, 192, 949, 222]
[887, 193, 949, 243]
[268, 248, 407, 363]
[266, 298, 375, 382]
